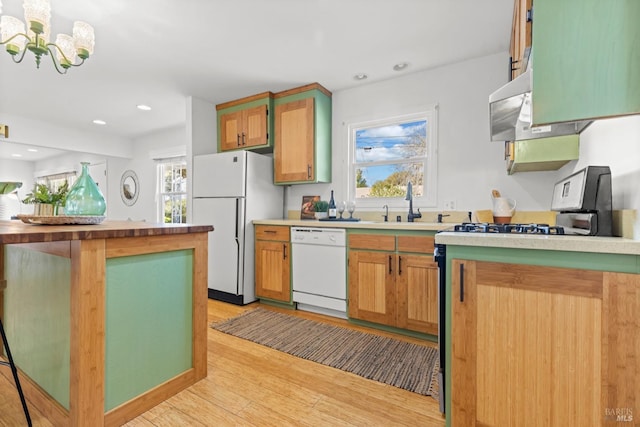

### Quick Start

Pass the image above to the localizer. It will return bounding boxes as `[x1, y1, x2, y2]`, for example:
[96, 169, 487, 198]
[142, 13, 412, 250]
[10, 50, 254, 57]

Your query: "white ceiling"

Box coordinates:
[0, 0, 513, 152]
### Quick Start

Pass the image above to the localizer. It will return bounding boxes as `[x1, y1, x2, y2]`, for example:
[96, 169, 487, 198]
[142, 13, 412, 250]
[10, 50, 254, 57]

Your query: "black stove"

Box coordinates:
[452, 222, 566, 235]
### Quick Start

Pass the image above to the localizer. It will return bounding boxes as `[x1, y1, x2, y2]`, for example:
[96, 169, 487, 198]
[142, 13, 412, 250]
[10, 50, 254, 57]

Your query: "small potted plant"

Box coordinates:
[22, 181, 69, 216]
[313, 200, 329, 219]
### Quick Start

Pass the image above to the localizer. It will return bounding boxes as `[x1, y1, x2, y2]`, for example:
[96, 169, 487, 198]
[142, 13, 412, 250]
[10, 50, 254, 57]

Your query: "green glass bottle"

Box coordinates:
[64, 162, 106, 216]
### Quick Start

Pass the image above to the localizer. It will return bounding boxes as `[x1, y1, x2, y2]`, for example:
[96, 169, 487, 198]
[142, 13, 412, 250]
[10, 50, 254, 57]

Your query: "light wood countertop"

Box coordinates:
[253, 219, 451, 231]
[435, 232, 640, 256]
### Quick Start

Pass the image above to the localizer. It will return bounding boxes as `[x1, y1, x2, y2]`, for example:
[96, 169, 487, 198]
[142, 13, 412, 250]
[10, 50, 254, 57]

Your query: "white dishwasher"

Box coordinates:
[291, 227, 347, 318]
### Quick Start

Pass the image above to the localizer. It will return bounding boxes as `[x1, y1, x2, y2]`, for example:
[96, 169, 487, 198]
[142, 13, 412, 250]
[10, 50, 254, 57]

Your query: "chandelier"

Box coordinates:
[0, 0, 94, 74]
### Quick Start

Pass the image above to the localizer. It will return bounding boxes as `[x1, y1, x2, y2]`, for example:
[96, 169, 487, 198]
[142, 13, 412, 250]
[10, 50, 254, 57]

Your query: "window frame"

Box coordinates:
[156, 157, 188, 224]
[346, 106, 438, 210]
[36, 171, 77, 193]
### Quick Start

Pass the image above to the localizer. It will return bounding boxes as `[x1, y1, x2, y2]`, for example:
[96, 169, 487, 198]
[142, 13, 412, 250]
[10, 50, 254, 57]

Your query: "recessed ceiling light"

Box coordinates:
[93, 119, 107, 125]
[11, 153, 22, 157]
[354, 73, 368, 81]
[393, 62, 409, 71]
[137, 104, 152, 111]
[27, 148, 38, 152]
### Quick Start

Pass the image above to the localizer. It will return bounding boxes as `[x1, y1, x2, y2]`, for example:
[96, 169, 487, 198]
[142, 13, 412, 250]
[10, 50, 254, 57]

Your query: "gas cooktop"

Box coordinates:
[452, 223, 566, 235]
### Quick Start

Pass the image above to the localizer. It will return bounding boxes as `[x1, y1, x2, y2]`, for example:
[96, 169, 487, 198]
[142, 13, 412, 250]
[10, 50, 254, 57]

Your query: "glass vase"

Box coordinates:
[64, 162, 106, 216]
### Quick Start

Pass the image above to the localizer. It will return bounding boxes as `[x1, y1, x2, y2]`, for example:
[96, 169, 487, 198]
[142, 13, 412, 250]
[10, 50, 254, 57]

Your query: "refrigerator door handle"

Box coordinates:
[234, 199, 240, 240]
[235, 199, 241, 293]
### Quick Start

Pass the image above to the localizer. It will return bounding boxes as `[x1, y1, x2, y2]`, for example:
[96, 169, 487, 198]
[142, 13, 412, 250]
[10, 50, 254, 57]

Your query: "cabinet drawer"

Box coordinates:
[348, 234, 395, 251]
[397, 235, 434, 254]
[255, 225, 290, 241]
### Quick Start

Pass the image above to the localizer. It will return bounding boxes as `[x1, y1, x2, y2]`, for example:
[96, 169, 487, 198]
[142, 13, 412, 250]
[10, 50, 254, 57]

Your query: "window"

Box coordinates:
[157, 158, 187, 223]
[348, 107, 438, 208]
[36, 171, 77, 193]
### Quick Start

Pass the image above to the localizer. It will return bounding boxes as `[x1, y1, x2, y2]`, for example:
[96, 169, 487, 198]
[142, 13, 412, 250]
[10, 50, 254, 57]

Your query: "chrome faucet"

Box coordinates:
[382, 204, 389, 222]
[405, 182, 422, 222]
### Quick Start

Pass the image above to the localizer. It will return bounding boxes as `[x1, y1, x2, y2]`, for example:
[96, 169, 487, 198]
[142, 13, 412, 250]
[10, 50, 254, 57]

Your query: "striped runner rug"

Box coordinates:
[211, 308, 439, 399]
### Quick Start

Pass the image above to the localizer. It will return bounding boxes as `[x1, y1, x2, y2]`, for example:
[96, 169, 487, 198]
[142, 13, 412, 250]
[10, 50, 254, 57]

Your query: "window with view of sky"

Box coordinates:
[353, 119, 427, 199]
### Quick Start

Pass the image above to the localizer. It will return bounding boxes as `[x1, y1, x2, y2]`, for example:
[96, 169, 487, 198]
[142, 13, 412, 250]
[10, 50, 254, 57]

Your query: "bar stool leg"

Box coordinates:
[0, 318, 32, 427]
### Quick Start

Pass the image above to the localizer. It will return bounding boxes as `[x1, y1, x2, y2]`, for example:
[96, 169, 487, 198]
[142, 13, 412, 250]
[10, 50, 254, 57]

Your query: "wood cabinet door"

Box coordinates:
[242, 104, 269, 148]
[395, 254, 438, 335]
[274, 98, 314, 183]
[602, 272, 640, 421]
[219, 110, 243, 151]
[451, 260, 603, 426]
[510, 0, 532, 80]
[348, 251, 395, 325]
[255, 240, 290, 301]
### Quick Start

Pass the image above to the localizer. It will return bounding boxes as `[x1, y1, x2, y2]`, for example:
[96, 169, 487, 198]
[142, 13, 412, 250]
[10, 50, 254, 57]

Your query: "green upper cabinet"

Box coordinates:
[273, 83, 332, 185]
[506, 134, 579, 175]
[532, 0, 640, 126]
[216, 92, 274, 153]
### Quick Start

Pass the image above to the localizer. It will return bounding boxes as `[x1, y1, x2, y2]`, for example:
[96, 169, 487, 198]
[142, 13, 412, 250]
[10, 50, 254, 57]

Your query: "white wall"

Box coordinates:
[285, 52, 559, 216]
[186, 96, 217, 222]
[1, 113, 132, 158]
[557, 115, 640, 238]
[118, 125, 187, 222]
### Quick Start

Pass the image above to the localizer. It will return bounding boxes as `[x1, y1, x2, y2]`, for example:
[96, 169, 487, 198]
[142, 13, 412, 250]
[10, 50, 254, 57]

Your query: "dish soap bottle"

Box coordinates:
[65, 162, 107, 216]
[328, 190, 337, 219]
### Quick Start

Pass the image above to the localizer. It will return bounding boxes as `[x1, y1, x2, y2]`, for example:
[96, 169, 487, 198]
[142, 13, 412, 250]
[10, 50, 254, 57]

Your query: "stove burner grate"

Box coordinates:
[453, 223, 565, 235]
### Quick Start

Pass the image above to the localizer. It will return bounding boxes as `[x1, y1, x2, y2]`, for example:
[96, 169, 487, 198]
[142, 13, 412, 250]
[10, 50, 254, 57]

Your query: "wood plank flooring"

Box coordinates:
[0, 300, 445, 426]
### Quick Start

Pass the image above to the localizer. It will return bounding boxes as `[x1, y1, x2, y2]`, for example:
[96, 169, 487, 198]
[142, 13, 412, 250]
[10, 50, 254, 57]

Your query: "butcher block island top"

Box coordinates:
[0, 220, 213, 427]
[0, 219, 213, 243]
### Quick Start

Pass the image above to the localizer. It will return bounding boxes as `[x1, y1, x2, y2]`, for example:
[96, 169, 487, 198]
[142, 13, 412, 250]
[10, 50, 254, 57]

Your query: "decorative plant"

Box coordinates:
[313, 200, 329, 213]
[22, 181, 69, 206]
[22, 184, 53, 204]
[50, 181, 69, 207]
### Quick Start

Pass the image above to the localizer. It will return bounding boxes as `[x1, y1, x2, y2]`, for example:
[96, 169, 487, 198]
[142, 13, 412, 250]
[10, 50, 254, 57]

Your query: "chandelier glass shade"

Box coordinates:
[0, 0, 94, 74]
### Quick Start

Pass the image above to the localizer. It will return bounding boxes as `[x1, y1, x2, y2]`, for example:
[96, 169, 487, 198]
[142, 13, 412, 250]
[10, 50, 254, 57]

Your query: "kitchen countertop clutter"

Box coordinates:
[253, 219, 451, 231]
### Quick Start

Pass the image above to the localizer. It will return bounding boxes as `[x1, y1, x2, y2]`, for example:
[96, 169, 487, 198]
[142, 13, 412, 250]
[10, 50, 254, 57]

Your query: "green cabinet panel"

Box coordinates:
[4, 244, 71, 410]
[273, 83, 332, 184]
[532, 0, 640, 125]
[508, 134, 579, 174]
[105, 250, 193, 411]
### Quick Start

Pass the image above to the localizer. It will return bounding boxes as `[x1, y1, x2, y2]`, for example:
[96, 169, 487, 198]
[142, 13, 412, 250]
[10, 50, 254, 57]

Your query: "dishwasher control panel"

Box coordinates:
[291, 227, 346, 246]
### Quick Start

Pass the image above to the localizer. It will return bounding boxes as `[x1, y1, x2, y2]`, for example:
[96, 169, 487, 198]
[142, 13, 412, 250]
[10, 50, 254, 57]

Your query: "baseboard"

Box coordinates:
[208, 289, 253, 305]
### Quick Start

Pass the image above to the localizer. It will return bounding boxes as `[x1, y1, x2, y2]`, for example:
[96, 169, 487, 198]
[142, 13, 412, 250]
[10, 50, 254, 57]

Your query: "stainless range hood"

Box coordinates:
[489, 64, 592, 142]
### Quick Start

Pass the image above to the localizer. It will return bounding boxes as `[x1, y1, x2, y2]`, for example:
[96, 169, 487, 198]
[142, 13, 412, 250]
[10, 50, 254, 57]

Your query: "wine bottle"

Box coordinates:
[328, 190, 337, 218]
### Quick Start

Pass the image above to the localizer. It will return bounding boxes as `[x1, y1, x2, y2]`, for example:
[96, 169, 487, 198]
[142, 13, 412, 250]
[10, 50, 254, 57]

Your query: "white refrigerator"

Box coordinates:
[192, 151, 283, 305]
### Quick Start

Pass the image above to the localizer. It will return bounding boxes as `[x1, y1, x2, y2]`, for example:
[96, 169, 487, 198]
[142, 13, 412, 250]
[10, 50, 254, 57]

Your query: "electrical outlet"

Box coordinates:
[444, 199, 456, 210]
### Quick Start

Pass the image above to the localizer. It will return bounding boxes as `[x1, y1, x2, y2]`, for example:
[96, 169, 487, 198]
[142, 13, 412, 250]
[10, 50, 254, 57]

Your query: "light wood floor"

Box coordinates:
[0, 300, 446, 426]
